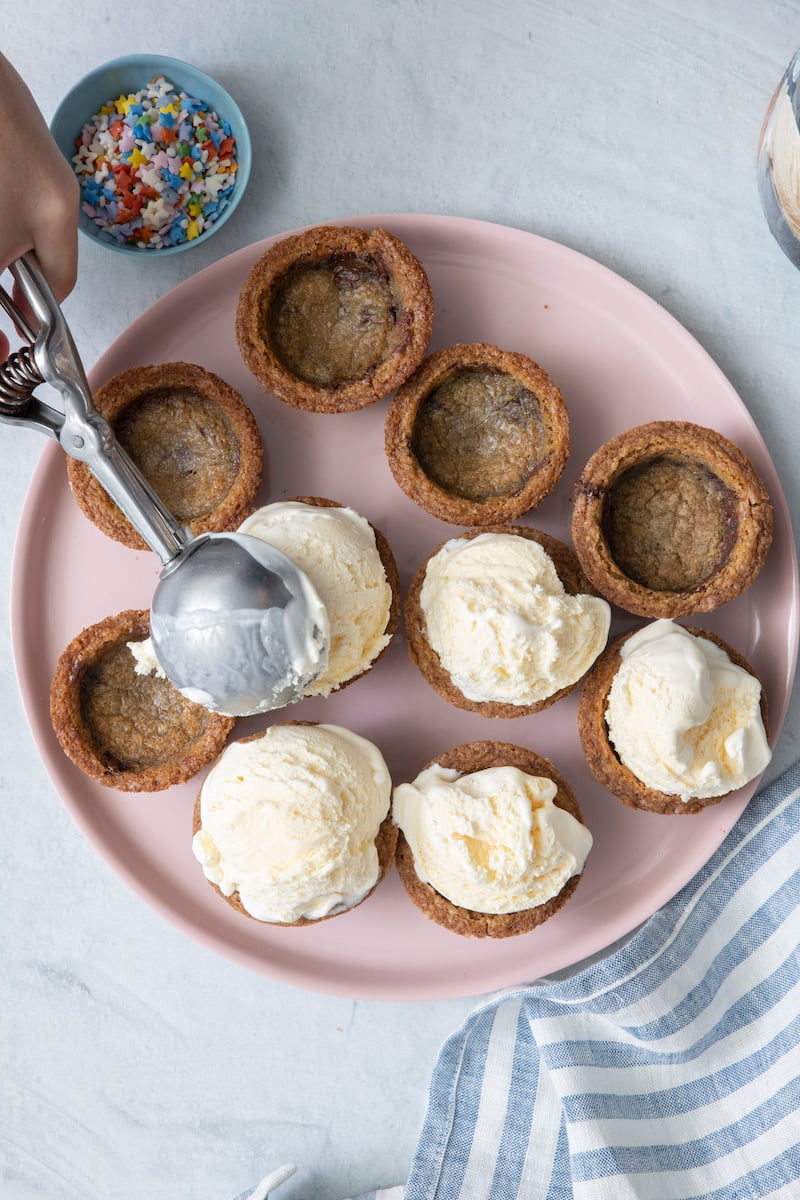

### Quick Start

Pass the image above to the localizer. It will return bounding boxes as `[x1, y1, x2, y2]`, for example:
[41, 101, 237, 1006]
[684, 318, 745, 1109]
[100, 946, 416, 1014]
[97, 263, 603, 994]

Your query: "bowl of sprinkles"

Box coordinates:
[50, 55, 251, 255]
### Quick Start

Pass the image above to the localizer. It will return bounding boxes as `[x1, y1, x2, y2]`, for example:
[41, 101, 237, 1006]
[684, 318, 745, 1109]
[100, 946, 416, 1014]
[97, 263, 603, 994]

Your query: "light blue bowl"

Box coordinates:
[50, 54, 251, 256]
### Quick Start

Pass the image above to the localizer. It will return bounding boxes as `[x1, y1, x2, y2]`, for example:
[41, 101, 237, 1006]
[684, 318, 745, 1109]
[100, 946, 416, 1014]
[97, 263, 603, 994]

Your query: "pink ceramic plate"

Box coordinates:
[10, 215, 799, 1000]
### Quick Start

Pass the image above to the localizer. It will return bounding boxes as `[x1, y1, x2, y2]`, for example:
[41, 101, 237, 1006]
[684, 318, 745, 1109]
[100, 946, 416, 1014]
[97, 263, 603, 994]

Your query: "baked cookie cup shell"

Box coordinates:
[384, 342, 570, 525]
[67, 361, 263, 550]
[577, 624, 770, 815]
[394, 740, 585, 938]
[571, 420, 773, 617]
[49, 609, 236, 792]
[404, 525, 601, 718]
[193, 723, 398, 926]
[285, 496, 401, 692]
[234, 225, 434, 413]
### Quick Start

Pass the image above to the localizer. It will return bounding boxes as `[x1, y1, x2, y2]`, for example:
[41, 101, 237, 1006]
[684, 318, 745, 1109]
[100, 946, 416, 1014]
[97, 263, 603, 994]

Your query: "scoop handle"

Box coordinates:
[73, 413, 189, 564]
[10, 253, 187, 564]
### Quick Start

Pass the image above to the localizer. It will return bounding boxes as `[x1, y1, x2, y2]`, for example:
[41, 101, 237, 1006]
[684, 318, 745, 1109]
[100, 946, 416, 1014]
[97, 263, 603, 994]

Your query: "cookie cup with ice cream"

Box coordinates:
[393, 741, 592, 938]
[404, 525, 610, 717]
[191, 722, 397, 926]
[238, 497, 399, 697]
[578, 620, 771, 815]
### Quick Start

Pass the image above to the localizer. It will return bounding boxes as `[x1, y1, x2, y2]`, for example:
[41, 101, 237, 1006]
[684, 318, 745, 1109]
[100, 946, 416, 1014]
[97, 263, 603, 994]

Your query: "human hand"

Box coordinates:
[0, 54, 79, 360]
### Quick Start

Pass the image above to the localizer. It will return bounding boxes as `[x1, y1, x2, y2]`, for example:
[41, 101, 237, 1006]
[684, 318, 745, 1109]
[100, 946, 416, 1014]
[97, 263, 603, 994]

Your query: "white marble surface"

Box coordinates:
[2, 3, 799, 1198]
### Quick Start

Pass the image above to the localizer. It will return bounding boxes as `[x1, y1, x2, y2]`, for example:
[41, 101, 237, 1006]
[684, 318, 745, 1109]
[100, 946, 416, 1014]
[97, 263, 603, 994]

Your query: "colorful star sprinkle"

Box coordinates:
[72, 76, 238, 250]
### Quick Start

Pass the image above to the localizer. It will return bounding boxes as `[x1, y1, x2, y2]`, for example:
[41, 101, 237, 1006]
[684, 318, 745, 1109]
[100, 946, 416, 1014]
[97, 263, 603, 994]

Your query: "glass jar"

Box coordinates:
[757, 51, 800, 269]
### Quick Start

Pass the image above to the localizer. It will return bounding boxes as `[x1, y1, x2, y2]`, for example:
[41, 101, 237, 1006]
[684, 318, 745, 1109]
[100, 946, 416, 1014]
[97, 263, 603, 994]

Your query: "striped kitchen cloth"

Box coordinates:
[239, 760, 800, 1200]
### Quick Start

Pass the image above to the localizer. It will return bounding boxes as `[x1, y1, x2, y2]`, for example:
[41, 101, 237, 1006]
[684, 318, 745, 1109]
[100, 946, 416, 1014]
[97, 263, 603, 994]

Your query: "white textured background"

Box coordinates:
[2, 3, 799, 1198]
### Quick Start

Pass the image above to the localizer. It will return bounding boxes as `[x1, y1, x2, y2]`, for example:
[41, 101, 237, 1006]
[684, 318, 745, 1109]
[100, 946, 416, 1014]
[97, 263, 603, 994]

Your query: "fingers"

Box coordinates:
[30, 168, 80, 303]
[32, 228, 79, 305]
[1, 276, 55, 362]
[0, 171, 79, 355]
[0, 53, 80, 305]
[0, 172, 79, 313]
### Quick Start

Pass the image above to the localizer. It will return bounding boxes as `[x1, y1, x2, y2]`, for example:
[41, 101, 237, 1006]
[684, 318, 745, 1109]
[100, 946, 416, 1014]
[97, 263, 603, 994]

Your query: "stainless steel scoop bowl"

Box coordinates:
[0, 252, 328, 716]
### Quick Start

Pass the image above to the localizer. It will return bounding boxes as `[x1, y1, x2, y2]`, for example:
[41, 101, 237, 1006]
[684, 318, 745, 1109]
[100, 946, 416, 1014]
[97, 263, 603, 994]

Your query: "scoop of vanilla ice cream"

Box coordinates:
[419, 533, 610, 704]
[192, 723, 392, 923]
[393, 763, 592, 914]
[605, 620, 771, 802]
[239, 502, 392, 696]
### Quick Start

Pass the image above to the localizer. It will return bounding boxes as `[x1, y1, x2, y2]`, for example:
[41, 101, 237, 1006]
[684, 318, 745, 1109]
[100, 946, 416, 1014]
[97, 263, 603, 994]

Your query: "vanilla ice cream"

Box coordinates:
[128, 637, 167, 678]
[605, 621, 771, 802]
[762, 84, 800, 239]
[419, 533, 610, 705]
[239, 502, 393, 696]
[192, 723, 392, 923]
[392, 763, 592, 914]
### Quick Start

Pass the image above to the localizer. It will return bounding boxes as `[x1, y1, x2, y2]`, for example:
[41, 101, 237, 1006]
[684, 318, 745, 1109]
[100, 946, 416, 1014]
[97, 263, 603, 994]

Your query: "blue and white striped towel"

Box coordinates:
[239, 761, 800, 1200]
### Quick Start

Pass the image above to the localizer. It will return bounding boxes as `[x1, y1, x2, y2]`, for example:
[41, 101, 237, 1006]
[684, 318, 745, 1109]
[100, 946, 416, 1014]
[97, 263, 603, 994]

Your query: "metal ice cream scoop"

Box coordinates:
[0, 252, 328, 716]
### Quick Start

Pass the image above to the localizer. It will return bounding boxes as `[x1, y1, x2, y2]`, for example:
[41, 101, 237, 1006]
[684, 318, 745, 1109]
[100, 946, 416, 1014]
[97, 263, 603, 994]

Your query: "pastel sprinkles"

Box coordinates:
[72, 76, 238, 249]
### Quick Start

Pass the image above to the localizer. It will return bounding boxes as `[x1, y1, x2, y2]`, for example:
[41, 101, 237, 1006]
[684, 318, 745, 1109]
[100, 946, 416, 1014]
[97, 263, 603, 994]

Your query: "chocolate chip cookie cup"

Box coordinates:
[191, 723, 398, 926]
[570, 421, 773, 617]
[49, 609, 236, 792]
[404, 526, 609, 718]
[384, 342, 570, 525]
[235, 225, 434, 413]
[577, 622, 771, 815]
[393, 741, 591, 939]
[67, 362, 263, 550]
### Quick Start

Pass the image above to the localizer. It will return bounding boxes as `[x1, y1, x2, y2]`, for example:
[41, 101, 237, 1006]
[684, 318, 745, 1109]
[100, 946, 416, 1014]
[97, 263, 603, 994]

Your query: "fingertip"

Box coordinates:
[32, 186, 80, 304]
[43, 229, 79, 305]
[16, 240, 78, 307]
